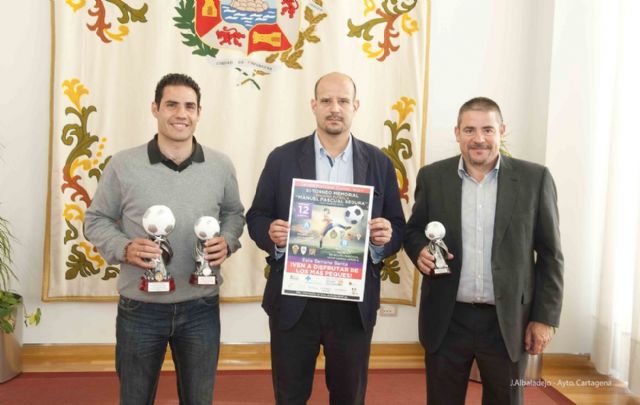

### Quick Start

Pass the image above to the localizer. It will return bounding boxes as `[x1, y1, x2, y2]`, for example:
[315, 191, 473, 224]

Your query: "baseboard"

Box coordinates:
[22, 342, 426, 372]
[22, 343, 590, 374]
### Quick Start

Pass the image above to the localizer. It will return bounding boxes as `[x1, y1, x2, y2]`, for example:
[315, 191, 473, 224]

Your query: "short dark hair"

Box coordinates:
[457, 97, 503, 126]
[314, 72, 357, 100]
[154, 73, 201, 107]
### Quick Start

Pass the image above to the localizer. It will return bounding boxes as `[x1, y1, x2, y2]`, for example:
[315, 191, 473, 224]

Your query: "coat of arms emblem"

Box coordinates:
[195, 0, 301, 56]
[175, 0, 326, 87]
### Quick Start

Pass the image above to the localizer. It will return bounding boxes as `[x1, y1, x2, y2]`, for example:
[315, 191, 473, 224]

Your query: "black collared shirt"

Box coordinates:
[147, 134, 204, 172]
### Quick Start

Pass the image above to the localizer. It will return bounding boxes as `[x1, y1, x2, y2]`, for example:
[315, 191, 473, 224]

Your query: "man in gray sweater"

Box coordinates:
[84, 73, 245, 405]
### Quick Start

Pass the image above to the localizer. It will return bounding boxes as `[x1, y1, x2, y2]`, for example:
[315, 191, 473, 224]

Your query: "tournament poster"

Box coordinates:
[282, 179, 373, 302]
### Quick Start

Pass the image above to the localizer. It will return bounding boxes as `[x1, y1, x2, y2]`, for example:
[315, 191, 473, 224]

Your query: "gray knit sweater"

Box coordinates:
[84, 142, 245, 303]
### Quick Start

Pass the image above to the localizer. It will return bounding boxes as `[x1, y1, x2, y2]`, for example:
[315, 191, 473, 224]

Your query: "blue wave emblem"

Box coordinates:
[222, 4, 277, 30]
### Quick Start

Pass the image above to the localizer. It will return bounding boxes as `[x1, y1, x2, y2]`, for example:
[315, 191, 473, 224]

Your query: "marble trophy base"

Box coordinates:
[190, 274, 217, 286]
[431, 266, 451, 276]
[139, 277, 175, 292]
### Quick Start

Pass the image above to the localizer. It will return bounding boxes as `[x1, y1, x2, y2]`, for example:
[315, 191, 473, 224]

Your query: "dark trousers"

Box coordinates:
[269, 299, 373, 405]
[425, 302, 527, 405]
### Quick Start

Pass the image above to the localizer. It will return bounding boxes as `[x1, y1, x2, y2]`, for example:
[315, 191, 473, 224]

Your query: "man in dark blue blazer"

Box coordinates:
[246, 72, 405, 405]
[404, 97, 564, 405]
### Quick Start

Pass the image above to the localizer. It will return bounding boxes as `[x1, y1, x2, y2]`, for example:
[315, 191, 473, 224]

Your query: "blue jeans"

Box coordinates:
[116, 295, 221, 405]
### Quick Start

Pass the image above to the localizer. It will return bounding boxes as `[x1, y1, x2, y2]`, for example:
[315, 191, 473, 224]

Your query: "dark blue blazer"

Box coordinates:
[246, 134, 406, 332]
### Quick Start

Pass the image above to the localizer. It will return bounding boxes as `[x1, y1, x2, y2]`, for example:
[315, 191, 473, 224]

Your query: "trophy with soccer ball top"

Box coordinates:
[191, 216, 220, 286]
[139, 205, 176, 292]
[425, 221, 451, 276]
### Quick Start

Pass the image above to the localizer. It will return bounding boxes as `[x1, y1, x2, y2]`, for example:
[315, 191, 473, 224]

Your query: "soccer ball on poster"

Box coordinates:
[344, 205, 364, 226]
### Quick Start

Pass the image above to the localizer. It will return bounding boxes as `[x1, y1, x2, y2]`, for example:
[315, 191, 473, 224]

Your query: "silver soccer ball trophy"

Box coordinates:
[140, 205, 175, 292]
[191, 216, 220, 285]
[425, 221, 451, 276]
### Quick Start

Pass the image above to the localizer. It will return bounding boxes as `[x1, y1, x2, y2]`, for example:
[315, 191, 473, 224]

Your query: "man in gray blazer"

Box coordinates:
[404, 97, 563, 405]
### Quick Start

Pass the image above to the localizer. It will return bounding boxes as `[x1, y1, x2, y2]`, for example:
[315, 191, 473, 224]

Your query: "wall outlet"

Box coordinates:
[379, 304, 397, 316]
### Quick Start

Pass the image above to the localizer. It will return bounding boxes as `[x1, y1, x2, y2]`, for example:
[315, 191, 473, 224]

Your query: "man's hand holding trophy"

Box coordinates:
[139, 205, 176, 292]
[417, 221, 454, 277]
[133, 206, 228, 292]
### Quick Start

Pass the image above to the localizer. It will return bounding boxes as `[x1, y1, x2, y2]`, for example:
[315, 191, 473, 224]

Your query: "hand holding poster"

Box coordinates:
[282, 179, 374, 302]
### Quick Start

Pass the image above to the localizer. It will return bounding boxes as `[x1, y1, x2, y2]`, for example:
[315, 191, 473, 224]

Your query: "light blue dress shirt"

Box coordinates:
[314, 132, 354, 184]
[456, 155, 500, 304]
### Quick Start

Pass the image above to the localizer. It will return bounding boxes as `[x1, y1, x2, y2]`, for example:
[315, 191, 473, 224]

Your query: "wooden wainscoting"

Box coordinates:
[21, 344, 640, 404]
[22, 342, 424, 372]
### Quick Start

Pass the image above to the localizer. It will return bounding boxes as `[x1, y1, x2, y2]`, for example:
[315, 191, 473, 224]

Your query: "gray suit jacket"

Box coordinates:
[404, 155, 563, 361]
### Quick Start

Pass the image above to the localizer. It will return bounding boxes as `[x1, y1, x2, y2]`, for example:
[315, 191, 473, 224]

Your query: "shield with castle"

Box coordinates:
[195, 0, 301, 56]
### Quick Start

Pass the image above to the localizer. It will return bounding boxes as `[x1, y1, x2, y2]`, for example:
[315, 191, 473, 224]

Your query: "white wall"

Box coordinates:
[426, 0, 554, 164]
[0, 1, 592, 353]
[543, 0, 622, 355]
